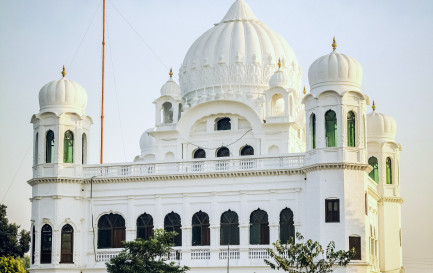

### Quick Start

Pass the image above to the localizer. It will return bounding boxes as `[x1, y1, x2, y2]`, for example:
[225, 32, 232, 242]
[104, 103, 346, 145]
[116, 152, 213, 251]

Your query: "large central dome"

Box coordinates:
[179, 0, 302, 104]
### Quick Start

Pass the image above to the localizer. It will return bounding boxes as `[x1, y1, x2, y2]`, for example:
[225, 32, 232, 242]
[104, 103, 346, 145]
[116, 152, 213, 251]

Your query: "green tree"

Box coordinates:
[106, 229, 189, 273]
[0, 256, 27, 273]
[265, 232, 355, 273]
[0, 204, 31, 257]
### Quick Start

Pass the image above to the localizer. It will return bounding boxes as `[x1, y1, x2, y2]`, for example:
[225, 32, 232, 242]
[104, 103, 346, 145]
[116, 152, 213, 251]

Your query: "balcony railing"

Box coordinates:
[84, 155, 305, 179]
[96, 249, 122, 262]
[219, 248, 240, 260]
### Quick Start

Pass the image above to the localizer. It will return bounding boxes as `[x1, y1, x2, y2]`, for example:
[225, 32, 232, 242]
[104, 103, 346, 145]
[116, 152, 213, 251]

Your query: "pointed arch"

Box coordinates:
[216, 146, 230, 157]
[137, 213, 154, 240]
[386, 157, 393, 184]
[63, 130, 74, 163]
[325, 110, 337, 147]
[347, 111, 356, 147]
[164, 212, 182, 246]
[60, 224, 73, 263]
[250, 209, 269, 245]
[97, 213, 126, 249]
[162, 102, 173, 123]
[220, 210, 239, 245]
[40, 224, 52, 264]
[280, 208, 295, 244]
[193, 149, 206, 159]
[192, 211, 210, 246]
[240, 145, 254, 156]
[368, 156, 379, 183]
[46, 130, 55, 163]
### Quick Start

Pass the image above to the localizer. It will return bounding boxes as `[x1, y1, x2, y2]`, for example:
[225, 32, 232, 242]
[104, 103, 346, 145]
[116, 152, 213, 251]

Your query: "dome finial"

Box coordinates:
[332, 36, 337, 51]
[303, 86, 307, 95]
[169, 67, 173, 78]
[61, 65, 66, 78]
[278, 58, 282, 69]
[372, 100, 376, 111]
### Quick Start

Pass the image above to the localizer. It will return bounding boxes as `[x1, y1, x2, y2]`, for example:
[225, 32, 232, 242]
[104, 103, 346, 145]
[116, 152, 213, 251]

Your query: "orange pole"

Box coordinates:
[100, 0, 105, 164]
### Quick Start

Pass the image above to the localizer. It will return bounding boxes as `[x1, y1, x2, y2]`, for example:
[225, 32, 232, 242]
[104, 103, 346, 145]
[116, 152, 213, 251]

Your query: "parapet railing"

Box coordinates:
[83, 155, 305, 179]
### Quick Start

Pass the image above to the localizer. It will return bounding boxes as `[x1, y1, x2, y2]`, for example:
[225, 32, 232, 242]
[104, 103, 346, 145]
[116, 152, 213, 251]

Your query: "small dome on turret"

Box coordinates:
[38, 66, 87, 115]
[269, 59, 289, 88]
[160, 68, 181, 98]
[140, 129, 155, 154]
[308, 38, 363, 90]
[367, 101, 397, 140]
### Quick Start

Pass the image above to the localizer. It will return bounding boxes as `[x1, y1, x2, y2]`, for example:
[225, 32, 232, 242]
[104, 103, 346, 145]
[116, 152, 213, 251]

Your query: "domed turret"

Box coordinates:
[38, 66, 87, 115]
[269, 59, 289, 88]
[140, 129, 155, 154]
[160, 68, 181, 98]
[367, 101, 397, 140]
[180, 0, 301, 105]
[308, 38, 362, 93]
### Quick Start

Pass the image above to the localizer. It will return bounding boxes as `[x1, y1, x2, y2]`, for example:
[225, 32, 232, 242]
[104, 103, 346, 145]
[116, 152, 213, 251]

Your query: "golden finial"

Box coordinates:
[303, 86, 307, 95]
[169, 67, 173, 78]
[61, 65, 66, 78]
[332, 36, 337, 51]
[372, 100, 376, 111]
[278, 58, 282, 69]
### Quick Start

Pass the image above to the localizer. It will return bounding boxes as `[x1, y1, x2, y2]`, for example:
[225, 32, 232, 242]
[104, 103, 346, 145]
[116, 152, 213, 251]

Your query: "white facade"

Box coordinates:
[28, 1, 403, 273]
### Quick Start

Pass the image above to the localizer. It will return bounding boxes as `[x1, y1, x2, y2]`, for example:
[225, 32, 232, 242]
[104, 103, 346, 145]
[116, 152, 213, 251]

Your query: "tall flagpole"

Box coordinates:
[100, 0, 106, 164]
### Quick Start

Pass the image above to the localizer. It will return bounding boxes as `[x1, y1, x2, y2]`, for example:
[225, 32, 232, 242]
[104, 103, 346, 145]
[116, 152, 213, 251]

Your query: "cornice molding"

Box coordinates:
[28, 162, 372, 185]
[378, 196, 404, 204]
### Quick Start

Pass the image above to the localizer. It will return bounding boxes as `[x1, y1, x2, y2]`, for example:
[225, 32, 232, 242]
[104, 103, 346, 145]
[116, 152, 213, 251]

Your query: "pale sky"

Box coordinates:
[1, 0, 432, 271]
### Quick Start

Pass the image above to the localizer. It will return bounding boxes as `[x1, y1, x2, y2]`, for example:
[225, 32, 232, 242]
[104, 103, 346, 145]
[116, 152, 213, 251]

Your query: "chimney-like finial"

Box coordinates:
[278, 58, 282, 69]
[372, 100, 376, 111]
[332, 37, 337, 51]
[303, 86, 307, 95]
[61, 65, 66, 78]
[169, 67, 173, 78]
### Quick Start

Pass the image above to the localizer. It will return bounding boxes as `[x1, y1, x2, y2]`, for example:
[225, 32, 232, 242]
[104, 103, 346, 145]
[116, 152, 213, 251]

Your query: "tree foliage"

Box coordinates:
[0, 204, 31, 258]
[106, 229, 189, 273]
[0, 256, 27, 273]
[265, 232, 355, 273]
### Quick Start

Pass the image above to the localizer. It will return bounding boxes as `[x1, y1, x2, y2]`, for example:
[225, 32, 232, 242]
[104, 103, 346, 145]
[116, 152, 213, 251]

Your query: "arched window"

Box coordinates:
[347, 111, 356, 147]
[271, 94, 284, 116]
[97, 213, 126, 249]
[310, 114, 316, 149]
[82, 133, 87, 164]
[325, 110, 337, 147]
[216, 117, 231, 130]
[34, 133, 39, 165]
[193, 149, 206, 159]
[46, 130, 55, 163]
[164, 212, 182, 246]
[137, 213, 154, 240]
[368, 157, 379, 183]
[63, 130, 74, 163]
[240, 145, 254, 156]
[40, 224, 52, 264]
[60, 224, 73, 263]
[386, 157, 392, 184]
[192, 211, 210, 246]
[220, 210, 239, 245]
[216, 147, 230, 157]
[280, 208, 295, 244]
[31, 226, 35, 264]
[178, 103, 183, 120]
[250, 209, 269, 245]
[162, 102, 173, 124]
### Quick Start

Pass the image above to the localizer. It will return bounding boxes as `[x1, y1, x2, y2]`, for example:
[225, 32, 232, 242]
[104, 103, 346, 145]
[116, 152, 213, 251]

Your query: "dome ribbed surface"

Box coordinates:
[179, 0, 301, 97]
[308, 50, 363, 89]
[39, 77, 87, 115]
[269, 69, 289, 88]
[160, 77, 181, 98]
[367, 111, 397, 139]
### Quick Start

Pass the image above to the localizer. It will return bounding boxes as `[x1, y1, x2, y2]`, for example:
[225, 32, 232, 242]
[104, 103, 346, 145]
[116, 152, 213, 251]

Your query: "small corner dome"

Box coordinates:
[39, 76, 87, 115]
[140, 129, 155, 154]
[367, 110, 397, 139]
[160, 77, 181, 98]
[269, 68, 289, 89]
[308, 44, 362, 90]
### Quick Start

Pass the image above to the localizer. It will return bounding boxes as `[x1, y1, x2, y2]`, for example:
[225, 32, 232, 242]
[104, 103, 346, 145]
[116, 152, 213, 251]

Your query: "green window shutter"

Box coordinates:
[311, 114, 316, 149]
[347, 111, 356, 147]
[368, 157, 379, 183]
[386, 157, 392, 184]
[46, 130, 55, 163]
[325, 110, 337, 147]
[63, 131, 74, 163]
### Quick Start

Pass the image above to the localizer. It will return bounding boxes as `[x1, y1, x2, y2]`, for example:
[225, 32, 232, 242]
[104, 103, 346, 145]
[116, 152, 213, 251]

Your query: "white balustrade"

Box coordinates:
[84, 155, 305, 179]
[191, 248, 211, 260]
[164, 249, 182, 261]
[249, 247, 270, 259]
[96, 250, 121, 262]
[219, 248, 240, 260]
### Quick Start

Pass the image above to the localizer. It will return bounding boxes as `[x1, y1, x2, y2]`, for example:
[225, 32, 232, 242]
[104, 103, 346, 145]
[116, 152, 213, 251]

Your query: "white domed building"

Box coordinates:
[28, 1, 403, 273]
